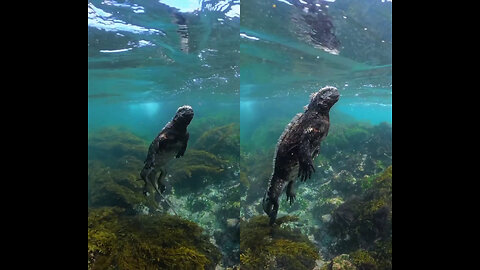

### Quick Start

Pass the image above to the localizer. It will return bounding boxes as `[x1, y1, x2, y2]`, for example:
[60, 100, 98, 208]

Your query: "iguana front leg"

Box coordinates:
[176, 132, 189, 158]
[298, 138, 315, 181]
[157, 168, 167, 194]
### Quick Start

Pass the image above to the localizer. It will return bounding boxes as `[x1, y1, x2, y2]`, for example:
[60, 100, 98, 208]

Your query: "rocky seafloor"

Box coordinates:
[88, 120, 391, 270]
[240, 121, 392, 270]
[88, 121, 241, 269]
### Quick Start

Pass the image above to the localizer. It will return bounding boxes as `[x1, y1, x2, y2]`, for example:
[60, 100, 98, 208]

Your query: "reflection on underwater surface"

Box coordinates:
[88, 0, 391, 269]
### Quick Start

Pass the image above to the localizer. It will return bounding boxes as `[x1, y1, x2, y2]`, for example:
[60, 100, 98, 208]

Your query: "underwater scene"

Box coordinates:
[88, 0, 391, 269]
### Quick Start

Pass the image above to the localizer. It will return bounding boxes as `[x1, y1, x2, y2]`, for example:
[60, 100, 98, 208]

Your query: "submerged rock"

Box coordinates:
[88, 124, 241, 267]
[323, 254, 357, 270]
[88, 160, 158, 213]
[88, 207, 222, 270]
[193, 123, 240, 163]
[169, 149, 231, 195]
[320, 249, 381, 270]
[88, 127, 148, 165]
[323, 166, 392, 269]
[240, 215, 319, 270]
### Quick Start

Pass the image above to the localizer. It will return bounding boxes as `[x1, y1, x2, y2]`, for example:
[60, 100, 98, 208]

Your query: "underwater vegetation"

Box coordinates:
[88, 123, 240, 210]
[243, 117, 293, 152]
[88, 123, 241, 268]
[241, 122, 392, 218]
[240, 148, 275, 206]
[320, 122, 392, 178]
[317, 166, 392, 270]
[88, 128, 157, 213]
[240, 215, 319, 270]
[169, 123, 240, 195]
[87, 121, 390, 269]
[328, 166, 392, 251]
[169, 149, 230, 195]
[88, 207, 221, 270]
[324, 166, 392, 269]
[88, 127, 148, 166]
[240, 122, 392, 269]
[194, 123, 240, 163]
[88, 159, 158, 213]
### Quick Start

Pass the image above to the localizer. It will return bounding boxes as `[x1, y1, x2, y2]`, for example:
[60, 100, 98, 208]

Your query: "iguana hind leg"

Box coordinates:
[140, 167, 156, 196]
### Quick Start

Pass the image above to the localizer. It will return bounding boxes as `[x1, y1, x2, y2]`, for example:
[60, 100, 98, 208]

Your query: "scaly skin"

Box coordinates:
[140, 105, 194, 202]
[263, 87, 339, 225]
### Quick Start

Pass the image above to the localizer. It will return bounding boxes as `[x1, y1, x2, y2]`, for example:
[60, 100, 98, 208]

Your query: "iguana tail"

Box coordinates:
[152, 184, 178, 216]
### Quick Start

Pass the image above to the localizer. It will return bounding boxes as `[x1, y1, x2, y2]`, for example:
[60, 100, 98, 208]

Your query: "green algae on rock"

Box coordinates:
[88, 160, 158, 213]
[88, 124, 241, 267]
[88, 128, 159, 213]
[320, 254, 357, 270]
[240, 215, 319, 270]
[320, 249, 385, 270]
[193, 123, 240, 162]
[320, 123, 392, 178]
[88, 207, 221, 270]
[169, 149, 232, 195]
[324, 166, 392, 269]
[88, 127, 148, 165]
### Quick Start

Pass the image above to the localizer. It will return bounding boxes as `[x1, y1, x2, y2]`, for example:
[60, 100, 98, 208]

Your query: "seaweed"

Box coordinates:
[320, 249, 387, 270]
[319, 122, 392, 179]
[88, 127, 148, 166]
[240, 148, 274, 205]
[88, 160, 157, 213]
[324, 166, 392, 269]
[193, 123, 240, 163]
[88, 124, 243, 268]
[349, 249, 378, 270]
[88, 207, 222, 270]
[312, 197, 345, 220]
[240, 215, 319, 270]
[87, 128, 160, 212]
[320, 254, 357, 270]
[169, 149, 232, 195]
[243, 117, 291, 151]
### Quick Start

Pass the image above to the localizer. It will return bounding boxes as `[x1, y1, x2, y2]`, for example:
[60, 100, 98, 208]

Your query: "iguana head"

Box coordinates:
[307, 86, 340, 112]
[173, 105, 194, 126]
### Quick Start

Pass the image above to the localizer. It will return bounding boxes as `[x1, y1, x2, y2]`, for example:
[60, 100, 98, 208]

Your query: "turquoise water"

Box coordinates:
[88, 0, 391, 269]
[88, 0, 240, 136]
[240, 0, 391, 154]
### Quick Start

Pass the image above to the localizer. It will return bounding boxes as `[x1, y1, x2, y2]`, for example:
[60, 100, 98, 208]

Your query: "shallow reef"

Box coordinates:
[240, 148, 275, 206]
[88, 127, 148, 166]
[240, 122, 392, 269]
[169, 149, 231, 195]
[327, 166, 392, 253]
[88, 128, 157, 213]
[319, 249, 387, 270]
[88, 124, 241, 268]
[88, 207, 221, 270]
[240, 215, 319, 270]
[320, 166, 392, 270]
[88, 159, 158, 213]
[320, 122, 392, 178]
[194, 123, 240, 163]
[169, 123, 240, 195]
[88, 121, 391, 269]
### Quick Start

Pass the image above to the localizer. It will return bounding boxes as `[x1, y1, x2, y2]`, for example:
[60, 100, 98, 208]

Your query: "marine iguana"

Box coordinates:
[263, 86, 339, 225]
[140, 105, 194, 214]
[290, 0, 341, 53]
